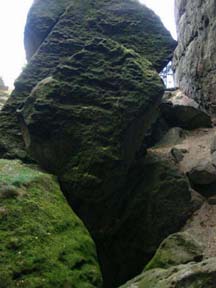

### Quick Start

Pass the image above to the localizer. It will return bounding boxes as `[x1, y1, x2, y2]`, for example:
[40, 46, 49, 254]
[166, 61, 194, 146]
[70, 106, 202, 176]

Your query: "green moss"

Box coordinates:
[145, 232, 203, 271]
[0, 159, 102, 288]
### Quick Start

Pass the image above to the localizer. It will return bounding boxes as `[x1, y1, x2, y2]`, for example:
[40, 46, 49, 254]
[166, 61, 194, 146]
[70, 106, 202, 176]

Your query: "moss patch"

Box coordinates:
[0, 159, 102, 288]
[145, 232, 203, 271]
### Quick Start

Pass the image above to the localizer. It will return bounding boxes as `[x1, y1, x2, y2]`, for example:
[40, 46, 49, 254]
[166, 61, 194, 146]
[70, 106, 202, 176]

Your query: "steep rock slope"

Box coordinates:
[173, 0, 216, 113]
[0, 159, 102, 288]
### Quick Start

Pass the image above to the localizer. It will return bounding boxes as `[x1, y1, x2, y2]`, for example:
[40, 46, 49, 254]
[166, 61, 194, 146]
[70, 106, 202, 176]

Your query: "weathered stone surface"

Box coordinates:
[145, 232, 203, 271]
[24, 0, 72, 61]
[19, 35, 190, 286]
[173, 0, 216, 114]
[0, 159, 102, 288]
[0, 1, 178, 286]
[120, 258, 216, 288]
[160, 90, 212, 129]
[25, 0, 176, 70]
[0, 0, 176, 161]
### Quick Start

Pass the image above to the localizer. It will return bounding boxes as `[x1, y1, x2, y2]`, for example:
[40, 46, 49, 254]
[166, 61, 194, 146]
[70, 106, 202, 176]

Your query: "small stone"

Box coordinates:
[170, 147, 186, 163]
[188, 159, 216, 185]
[160, 90, 212, 130]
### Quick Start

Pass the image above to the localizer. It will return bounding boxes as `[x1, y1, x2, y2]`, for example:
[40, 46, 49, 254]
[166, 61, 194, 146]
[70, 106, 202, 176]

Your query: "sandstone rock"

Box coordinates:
[160, 90, 212, 129]
[24, 0, 72, 61]
[0, 159, 102, 287]
[120, 258, 216, 288]
[173, 0, 216, 114]
[0, 0, 176, 161]
[145, 232, 203, 271]
[188, 159, 216, 185]
[0, 1, 178, 286]
[25, 0, 176, 70]
[19, 36, 191, 286]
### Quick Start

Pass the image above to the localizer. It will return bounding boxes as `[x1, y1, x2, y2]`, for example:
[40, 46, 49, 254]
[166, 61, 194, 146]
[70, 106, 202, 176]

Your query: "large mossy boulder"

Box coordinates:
[25, 0, 176, 70]
[0, 159, 102, 288]
[0, 0, 176, 160]
[0, 0, 178, 286]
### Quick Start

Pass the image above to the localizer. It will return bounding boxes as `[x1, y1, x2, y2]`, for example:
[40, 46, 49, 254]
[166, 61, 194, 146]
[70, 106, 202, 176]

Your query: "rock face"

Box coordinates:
[20, 40, 184, 286]
[173, 0, 216, 114]
[0, 159, 102, 287]
[25, 0, 176, 71]
[0, 0, 176, 161]
[0, 1, 178, 287]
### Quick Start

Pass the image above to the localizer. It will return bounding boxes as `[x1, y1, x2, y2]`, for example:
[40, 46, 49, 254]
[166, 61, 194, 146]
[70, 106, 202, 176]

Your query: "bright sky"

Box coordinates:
[0, 0, 176, 88]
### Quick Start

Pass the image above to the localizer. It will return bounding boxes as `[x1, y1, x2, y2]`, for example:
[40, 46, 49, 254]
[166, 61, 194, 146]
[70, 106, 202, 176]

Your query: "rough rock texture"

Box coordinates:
[0, 1, 177, 287]
[0, 159, 102, 288]
[25, 0, 176, 70]
[0, 0, 176, 161]
[145, 232, 203, 271]
[173, 0, 216, 114]
[19, 39, 192, 286]
[120, 258, 216, 288]
[161, 90, 212, 129]
[24, 0, 72, 61]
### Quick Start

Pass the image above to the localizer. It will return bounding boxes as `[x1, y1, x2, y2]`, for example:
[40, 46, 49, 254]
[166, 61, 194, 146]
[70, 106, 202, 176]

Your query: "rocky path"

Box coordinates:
[149, 123, 216, 259]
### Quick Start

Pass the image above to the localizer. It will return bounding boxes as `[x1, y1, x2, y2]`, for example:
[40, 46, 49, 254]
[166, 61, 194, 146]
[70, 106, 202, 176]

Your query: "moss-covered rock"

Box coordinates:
[120, 258, 216, 288]
[145, 232, 203, 271]
[25, 0, 176, 70]
[0, 0, 176, 160]
[0, 159, 102, 288]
